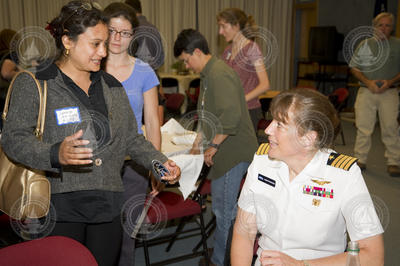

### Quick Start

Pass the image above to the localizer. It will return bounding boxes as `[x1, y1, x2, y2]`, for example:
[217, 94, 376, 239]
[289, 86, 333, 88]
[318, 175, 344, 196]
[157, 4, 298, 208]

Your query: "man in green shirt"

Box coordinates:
[350, 12, 400, 177]
[174, 29, 258, 266]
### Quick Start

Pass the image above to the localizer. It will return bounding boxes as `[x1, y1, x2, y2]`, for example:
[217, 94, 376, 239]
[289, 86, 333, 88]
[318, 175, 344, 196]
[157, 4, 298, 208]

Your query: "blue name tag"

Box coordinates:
[55, 107, 81, 125]
[258, 174, 276, 187]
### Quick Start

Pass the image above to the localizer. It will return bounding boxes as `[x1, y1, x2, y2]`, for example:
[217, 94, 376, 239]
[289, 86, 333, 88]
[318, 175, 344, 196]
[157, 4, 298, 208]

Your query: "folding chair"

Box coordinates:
[161, 78, 179, 94]
[258, 91, 281, 131]
[192, 179, 215, 253]
[135, 164, 211, 266]
[192, 175, 248, 257]
[164, 93, 185, 112]
[185, 78, 200, 113]
[329, 87, 349, 145]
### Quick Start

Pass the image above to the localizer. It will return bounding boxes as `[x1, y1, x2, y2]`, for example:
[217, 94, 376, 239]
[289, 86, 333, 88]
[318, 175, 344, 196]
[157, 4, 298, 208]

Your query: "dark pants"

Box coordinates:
[118, 161, 149, 266]
[51, 215, 122, 266]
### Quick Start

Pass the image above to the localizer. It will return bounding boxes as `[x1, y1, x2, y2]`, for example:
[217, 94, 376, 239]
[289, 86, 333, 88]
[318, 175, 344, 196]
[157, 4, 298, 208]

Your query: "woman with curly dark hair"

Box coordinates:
[1, 1, 180, 265]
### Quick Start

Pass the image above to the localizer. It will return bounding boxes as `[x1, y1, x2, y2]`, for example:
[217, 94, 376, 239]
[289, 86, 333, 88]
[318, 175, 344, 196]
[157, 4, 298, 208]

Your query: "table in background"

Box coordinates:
[159, 72, 200, 114]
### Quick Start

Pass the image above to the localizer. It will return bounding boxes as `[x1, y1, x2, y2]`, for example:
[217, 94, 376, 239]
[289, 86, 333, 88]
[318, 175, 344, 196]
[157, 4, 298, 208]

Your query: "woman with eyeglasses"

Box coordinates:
[0, 1, 180, 265]
[103, 3, 163, 266]
[217, 8, 270, 133]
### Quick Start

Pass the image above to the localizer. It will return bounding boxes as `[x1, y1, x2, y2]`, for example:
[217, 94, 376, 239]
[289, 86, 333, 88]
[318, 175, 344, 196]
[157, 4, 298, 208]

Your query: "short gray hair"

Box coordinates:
[373, 12, 395, 27]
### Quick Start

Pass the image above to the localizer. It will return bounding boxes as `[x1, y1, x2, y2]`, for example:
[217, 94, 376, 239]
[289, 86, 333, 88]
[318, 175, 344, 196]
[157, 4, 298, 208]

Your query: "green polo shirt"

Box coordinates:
[198, 56, 258, 180]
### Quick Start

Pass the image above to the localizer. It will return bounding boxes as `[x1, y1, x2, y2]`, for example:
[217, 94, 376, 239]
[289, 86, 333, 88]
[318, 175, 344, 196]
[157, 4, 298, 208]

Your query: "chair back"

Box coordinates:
[0, 236, 98, 266]
[329, 87, 349, 111]
[161, 78, 179, 94]
[191, 163, 211, 202]
[165, 93, 185, 111]
[186, 78, 200, 103]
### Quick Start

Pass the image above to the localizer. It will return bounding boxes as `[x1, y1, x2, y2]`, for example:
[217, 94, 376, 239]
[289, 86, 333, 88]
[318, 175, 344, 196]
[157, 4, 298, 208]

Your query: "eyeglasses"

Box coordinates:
[62, 2, 101, 33]
[182, 54, 193, 65]
[108, 28, 134, 38]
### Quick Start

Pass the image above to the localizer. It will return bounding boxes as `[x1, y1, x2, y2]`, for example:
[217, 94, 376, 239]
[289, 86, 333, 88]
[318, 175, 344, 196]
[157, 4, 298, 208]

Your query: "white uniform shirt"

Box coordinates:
[238, 147, 383, 262]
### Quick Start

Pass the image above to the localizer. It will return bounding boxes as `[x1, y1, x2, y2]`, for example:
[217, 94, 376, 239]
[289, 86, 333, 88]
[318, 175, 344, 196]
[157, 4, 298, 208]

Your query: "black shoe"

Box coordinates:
[357, 162, 366, 171]
[387, 165, 400, 177]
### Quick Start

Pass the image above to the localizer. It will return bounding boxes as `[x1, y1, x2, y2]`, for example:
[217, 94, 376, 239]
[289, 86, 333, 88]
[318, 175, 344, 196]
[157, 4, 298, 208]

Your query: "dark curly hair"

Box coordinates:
[47, 1, 108, 58]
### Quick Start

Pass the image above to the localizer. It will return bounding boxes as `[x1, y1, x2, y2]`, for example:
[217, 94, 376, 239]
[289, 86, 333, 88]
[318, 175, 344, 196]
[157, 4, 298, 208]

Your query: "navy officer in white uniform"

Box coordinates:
[231, 89, 384, 266]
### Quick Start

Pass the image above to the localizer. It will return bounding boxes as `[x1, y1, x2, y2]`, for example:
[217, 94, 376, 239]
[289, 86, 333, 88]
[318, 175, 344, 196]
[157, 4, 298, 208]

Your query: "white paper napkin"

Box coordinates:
[169, 154, 204, 200]
[161, 118, 186, 134]
[171, 133, 196, 145]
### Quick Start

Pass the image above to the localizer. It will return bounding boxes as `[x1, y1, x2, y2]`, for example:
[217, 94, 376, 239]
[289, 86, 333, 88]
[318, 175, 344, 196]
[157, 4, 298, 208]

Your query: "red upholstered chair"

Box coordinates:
[164, 93, 185, 113]
[0, 236, 97, 266]
[136, 164, 211, 266]
[185, 78, 200, 113]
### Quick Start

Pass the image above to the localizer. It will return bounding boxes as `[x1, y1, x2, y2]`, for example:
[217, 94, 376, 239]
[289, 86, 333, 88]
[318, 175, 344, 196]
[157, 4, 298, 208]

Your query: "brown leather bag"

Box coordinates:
[0, 70, 50, 220]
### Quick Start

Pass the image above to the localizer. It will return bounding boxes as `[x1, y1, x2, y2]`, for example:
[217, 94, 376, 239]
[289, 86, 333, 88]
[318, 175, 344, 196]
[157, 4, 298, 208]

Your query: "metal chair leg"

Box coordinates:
[198, 211, 210, 266]
[142, 235, 151, 266]
[165, 217, 188, 252]
[193, 215, 216, 252]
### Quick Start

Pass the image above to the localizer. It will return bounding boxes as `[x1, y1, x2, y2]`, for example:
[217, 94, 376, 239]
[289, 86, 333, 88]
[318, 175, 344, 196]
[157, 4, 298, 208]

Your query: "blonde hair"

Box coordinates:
[216, 8, 258, 41]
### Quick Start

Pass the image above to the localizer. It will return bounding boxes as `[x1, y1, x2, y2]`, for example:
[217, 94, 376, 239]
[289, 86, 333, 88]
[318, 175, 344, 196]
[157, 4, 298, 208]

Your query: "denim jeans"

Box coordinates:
[210, 162, 250, 266]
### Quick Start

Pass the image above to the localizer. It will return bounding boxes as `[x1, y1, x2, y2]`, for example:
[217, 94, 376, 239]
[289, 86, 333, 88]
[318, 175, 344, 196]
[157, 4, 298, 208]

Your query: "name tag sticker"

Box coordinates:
[258, 174, 276, 187]
[55, 107, 81, 125]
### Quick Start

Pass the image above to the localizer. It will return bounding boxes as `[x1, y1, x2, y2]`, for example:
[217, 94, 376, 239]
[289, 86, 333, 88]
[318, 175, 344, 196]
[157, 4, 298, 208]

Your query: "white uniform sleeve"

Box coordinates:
[341, 166, 384, 241]
[238, 154, 258, 214]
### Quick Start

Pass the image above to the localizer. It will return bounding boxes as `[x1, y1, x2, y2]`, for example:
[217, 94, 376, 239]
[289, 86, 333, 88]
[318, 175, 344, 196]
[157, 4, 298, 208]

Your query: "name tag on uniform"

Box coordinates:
[258, 174, 276, 187]
[55, 107, 81, 125]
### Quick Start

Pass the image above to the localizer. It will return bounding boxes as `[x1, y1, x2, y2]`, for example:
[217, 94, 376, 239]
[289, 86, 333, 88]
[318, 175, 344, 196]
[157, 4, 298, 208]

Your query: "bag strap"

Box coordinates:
[2, 70, 48, 140]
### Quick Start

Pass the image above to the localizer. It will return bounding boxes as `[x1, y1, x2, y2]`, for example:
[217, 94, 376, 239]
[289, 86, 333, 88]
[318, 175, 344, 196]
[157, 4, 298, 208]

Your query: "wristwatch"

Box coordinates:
[208, 142, 219, 149]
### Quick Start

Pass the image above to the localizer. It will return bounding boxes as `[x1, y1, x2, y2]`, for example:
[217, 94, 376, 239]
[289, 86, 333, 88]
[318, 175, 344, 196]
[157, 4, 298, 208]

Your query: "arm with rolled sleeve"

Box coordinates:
[202, 70, 242, 166]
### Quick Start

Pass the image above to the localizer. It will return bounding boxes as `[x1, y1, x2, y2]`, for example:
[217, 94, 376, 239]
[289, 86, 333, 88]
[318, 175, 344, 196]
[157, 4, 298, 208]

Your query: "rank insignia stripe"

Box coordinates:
[327, 152, 358, 171]
[258, 174, 276, 187]
[256, 143, 270, 155]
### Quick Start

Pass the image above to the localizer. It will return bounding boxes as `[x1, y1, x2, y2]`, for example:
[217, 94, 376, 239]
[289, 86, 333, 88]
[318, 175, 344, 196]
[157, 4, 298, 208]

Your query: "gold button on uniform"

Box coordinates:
[95, 158, 102, 166]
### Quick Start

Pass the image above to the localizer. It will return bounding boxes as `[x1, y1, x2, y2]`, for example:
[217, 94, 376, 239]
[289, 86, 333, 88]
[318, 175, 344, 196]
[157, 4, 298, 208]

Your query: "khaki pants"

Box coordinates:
[354, 87, 400, 165]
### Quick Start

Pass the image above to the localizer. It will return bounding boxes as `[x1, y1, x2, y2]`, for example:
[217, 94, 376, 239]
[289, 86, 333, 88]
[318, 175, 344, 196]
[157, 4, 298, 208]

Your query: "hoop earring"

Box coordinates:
[64, 49, 69, 57]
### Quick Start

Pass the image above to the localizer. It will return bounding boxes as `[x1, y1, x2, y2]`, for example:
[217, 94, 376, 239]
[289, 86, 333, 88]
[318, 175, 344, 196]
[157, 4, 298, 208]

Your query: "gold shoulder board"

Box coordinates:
[256, 143, 270, 155]
[327, 152, 358, 171]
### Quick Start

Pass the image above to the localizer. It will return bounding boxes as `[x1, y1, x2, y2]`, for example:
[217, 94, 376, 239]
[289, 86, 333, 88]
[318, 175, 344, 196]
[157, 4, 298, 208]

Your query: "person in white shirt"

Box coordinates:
[232, 89, 384, 266]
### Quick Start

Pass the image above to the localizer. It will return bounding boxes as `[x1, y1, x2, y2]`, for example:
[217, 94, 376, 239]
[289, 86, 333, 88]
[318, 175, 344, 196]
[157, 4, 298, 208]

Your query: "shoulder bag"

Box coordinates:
[0, 70, 50, 220]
